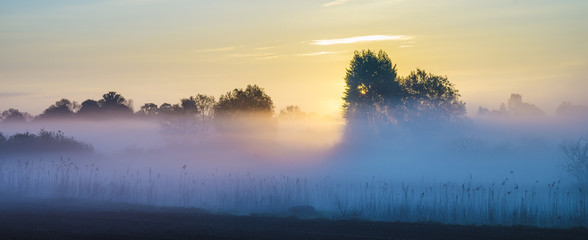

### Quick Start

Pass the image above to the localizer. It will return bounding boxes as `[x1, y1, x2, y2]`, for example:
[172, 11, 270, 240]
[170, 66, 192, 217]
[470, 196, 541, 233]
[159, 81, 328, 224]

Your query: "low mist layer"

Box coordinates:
[1, 111, 587, 227]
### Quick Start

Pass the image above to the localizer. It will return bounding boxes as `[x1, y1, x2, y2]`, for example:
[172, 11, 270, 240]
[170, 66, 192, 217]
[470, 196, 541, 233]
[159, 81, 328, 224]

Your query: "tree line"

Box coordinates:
[0, 85, 276, 124]
[1, 49, 467, 127]
[478, 93, 588, 119]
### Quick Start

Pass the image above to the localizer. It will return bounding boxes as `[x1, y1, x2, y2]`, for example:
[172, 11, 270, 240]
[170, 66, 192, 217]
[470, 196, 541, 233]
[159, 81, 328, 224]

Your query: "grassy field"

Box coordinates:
[1, 156, 586, 228]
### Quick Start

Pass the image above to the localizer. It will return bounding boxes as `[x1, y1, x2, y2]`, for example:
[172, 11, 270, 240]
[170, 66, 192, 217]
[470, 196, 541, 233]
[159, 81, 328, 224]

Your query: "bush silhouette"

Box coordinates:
[0, 130, 93, 155]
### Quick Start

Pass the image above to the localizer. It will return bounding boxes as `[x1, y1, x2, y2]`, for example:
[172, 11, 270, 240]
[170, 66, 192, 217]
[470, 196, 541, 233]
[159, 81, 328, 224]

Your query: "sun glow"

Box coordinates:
[358, 84, 368, 95]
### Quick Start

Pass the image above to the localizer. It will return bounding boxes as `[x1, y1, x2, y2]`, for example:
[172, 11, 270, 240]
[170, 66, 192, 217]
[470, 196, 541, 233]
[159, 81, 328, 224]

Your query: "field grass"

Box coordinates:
[0, 156, 585, 228]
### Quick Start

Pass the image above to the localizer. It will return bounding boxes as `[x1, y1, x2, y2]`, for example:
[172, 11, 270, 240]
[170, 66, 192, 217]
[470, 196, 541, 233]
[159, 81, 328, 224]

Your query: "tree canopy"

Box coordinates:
[193, 94, 216, 119]
[1, 108, 30, 123]
[98, 91, 133, 115]
[215, 84, 274, 117]
[37, 98, 78, 120]
[343, 50, 402, 123]
[399, 69, 466, 121]
[136, 103, 159, 117]
[342, 49, 466, 125]
[135, 94, 215, 120]
[77, 99, 100, 117]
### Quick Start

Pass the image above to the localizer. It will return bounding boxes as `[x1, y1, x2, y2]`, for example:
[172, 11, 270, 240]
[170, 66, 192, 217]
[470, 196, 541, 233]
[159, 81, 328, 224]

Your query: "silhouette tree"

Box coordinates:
[180, 97, 198, 115]
[136, 95, 215, 133]
[279, 105, 306, 119]
[478, 94, 544, 118]
[134, 94, 216, 125]
[158, 103, 174, 116]
[158, 94, 218, 133]
[214, 85, 275, 139]
[37, 98, 78, 120]
[507, 94, 544, 117]
[75, 92, 133, 119]
[1, 108, 30, 123]
[77, 99, 101, 118]
[561, 137, 588, 187]
[193, 94, 216, 119]
[136, 103, 159, 118]
[399, 69, 466, 121]
[342, 50, 468, 126]
[98, 91, 133, 116]
[343, 50, 402, 124]
[157, 103, 185, 116]
[215, 84, 274, 117]
[0, 129, 93, 154]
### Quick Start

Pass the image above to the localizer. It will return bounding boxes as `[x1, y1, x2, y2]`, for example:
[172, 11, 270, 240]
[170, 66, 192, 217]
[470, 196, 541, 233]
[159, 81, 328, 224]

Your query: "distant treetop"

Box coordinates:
[37, 98, 78, 120]
[478, 93, 544, 118]
[215, 84, 274, 117]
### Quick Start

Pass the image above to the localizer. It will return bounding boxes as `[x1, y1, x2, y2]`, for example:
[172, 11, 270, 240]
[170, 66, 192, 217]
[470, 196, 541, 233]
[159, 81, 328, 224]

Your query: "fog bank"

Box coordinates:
[1, 114, 587, 227]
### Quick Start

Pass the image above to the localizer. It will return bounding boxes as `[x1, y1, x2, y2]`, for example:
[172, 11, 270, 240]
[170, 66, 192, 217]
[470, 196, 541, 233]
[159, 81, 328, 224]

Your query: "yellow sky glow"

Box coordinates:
[0, 0, 587, 117]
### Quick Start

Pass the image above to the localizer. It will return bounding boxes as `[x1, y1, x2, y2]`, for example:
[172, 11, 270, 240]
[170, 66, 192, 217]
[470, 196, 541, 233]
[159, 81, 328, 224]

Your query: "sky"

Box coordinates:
[1, 0, 587, 117]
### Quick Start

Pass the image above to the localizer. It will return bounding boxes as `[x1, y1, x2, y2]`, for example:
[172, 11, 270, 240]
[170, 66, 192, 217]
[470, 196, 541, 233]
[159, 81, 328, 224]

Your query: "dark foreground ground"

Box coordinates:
[0, 197, 586, 240]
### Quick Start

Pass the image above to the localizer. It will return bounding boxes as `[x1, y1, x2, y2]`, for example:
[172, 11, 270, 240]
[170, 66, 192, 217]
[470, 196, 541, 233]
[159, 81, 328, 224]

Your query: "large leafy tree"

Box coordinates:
[193, 94, 216, 119]
[399, 69, 466, 121]
[37, 98, 78, 120]
[343, 50, 402, 123]
[75, 92, 133, 118]
[77, 99, 100, 117]
[215, 84, 274, 117]
[152, 94, 217, 133]
[1, 108, 30, 123]
[178, 94, 216, 117]
[141, 94, 215, 119]
[158, 103, 182, 116]
[214, 85, 275, 138]
[136, 103, 159, 118]
[342, 50, 466, 125]
[180, 97, 198, 115]
[98, 91, 133, 116]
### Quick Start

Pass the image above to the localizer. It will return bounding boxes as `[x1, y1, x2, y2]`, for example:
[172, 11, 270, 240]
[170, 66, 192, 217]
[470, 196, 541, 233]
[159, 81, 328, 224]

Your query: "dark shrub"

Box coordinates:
[0, 130, 93, 155]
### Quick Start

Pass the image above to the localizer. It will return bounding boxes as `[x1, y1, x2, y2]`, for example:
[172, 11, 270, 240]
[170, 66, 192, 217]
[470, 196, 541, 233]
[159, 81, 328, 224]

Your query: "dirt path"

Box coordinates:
[0, 197, 586, 240]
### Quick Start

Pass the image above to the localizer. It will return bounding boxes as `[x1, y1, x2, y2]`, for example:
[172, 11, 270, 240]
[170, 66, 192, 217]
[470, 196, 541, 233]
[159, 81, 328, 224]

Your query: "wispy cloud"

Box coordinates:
[298, 51, 339, 56]
[312, 35, 412, 45]
[0, 92, 32, 98]
[322, 0, 349, 7]
[193, 46, 240, 53]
